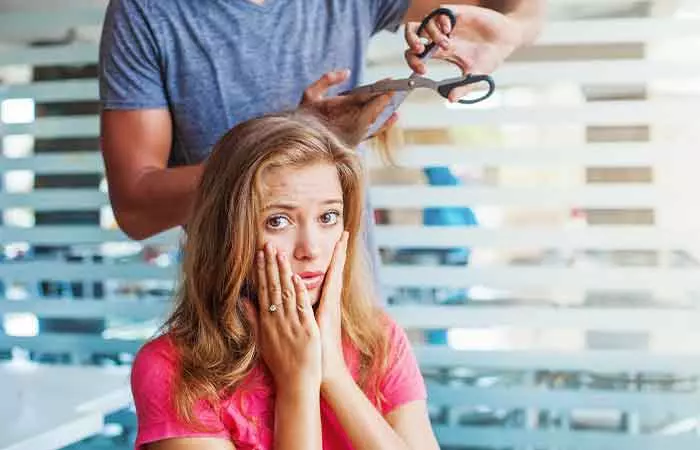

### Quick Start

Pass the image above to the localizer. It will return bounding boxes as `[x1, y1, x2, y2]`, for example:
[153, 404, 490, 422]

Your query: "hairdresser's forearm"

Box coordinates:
[274, 388, 322, 450]
[109, 164, 204, 240]
[322, 373, 409, 450]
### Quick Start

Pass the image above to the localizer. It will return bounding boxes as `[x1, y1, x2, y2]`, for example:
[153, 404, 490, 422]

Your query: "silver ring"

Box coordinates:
[268, 304, 279, 313]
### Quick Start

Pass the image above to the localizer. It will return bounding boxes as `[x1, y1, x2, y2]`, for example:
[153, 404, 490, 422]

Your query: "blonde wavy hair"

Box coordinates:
[164, 110, 390, 425]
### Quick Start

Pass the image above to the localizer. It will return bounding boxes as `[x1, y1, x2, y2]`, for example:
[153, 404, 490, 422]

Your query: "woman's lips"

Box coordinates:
[298, 272, 325, 290]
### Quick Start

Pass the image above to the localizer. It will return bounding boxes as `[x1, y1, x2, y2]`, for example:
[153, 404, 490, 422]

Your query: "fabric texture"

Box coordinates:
[131, 315, 427, 449]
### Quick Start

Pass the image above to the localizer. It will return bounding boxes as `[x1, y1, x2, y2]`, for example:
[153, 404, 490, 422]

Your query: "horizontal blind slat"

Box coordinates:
[388, 305, 700, 331]
[398, 100, 699, 128]
[0, 43, 98, 67]
[0, 153, 103, 174]
[415, 347, 700, 373]
[365, 143, 661, 167]
[381, 266, 700, 290]
[370, 186, 659, 208]
[2, 116, 99, 138]
[0, 80, 98, 102]
[433, 426, 700, 450]
[427, 384, 700, 415]
[1, 186, 661, 210]
[1, 226, 178, 245]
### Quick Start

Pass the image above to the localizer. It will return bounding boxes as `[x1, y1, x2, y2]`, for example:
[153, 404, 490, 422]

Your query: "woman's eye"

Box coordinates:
[266, 215, 290, 229]
[320, 211, 341, 225]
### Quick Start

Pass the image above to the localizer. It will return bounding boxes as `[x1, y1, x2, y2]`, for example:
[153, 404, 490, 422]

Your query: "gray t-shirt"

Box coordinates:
[99, 0, 409, 292]
[99, 0, 407, 165]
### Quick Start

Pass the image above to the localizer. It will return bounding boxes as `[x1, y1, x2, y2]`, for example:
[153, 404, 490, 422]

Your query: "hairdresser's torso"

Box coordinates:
[101, 0, 405, 167]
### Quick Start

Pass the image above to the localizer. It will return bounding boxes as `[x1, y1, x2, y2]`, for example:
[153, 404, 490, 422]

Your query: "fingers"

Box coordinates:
[404, 22, 424, 55]
[331, 231, 349, 284]
[422, 19, 450, 51]
[404, 11, 458, 74]
[404, 16, 450, 53]
[255, 250, 270, 310]
[292, 274, 316, 327]
[319, 231, 349, 313]
[447, 84, 473, 103]
[438, 13, 453, 35]
[404, 48, 426, 75]
[315, 91, 392, 147]
[302, 69, 351, 103]
[277, 250, 299, 323]
[264, 243, 283, 313]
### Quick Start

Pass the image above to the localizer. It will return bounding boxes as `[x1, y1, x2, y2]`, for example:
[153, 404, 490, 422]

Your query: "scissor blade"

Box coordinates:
[345, 79, 414, 96]
[363, 34, 441, 138]
[419, 44, 439, 64]
[364, 90, 410, 138]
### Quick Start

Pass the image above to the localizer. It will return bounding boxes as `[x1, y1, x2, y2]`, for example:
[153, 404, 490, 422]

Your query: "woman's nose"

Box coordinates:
[293, 227, 321, 261]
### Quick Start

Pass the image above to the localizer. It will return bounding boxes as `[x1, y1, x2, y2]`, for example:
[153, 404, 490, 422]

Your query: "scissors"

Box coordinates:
[345, 7, 496, 137]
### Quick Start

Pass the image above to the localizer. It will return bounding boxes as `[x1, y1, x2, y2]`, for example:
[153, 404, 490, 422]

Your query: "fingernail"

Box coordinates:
[277, 251, 285, 261]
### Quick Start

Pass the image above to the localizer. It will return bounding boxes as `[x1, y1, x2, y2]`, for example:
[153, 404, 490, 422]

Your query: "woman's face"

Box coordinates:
[258, 162, 345, 305]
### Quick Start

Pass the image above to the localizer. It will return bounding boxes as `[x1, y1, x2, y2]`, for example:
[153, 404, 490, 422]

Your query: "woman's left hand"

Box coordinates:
[316, 231, 350, 388]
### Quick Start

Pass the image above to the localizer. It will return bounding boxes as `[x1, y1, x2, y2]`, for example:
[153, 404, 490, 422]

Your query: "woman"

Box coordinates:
[130, 110, 439, 449]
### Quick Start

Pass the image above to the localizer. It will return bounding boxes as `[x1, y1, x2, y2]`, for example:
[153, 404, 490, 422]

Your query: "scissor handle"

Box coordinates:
[437, 74, 496, 104]
[416, 7, 457, 59]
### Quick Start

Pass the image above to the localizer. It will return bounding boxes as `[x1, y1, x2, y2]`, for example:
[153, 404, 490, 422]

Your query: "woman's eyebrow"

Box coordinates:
[263, 199, 343, 211]
[263, 202, 298, 211]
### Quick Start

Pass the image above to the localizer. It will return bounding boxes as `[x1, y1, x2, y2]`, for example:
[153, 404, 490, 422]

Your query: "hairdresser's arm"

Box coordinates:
[101, 79, 390, 241]
[101, 109, 204, 240]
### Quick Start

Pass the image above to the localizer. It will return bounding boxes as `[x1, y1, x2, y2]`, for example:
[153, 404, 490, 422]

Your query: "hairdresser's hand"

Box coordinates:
[315, 231, 350, 390]
[405, 5, 530, 102]
[243, 243, 322, 395]
[300, 70, 398, 147]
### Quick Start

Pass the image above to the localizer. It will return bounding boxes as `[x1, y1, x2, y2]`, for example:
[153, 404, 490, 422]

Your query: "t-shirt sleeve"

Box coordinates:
[378, 315, 428, 415]
[99, 0, 169, 109]
[369, 0, 410, 35]
[130, 338, 230, 449]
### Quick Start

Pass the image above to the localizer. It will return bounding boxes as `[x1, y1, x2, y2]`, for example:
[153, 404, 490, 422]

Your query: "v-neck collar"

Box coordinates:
[232, 0, 283, 13]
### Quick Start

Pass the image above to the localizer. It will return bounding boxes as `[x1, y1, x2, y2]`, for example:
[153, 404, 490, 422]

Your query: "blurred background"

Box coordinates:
[2, 0, 700, 449]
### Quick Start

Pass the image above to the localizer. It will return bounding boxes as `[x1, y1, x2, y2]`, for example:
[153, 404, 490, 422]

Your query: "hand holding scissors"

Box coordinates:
[343, 8, 496, 138]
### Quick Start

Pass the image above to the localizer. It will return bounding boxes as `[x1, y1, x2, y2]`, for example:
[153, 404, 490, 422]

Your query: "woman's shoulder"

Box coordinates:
[131, 333, 179, 384]
[375, 309, 404, 341]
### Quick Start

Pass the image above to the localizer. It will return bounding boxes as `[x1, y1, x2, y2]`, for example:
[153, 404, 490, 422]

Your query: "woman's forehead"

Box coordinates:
[259, 162, 343, 206]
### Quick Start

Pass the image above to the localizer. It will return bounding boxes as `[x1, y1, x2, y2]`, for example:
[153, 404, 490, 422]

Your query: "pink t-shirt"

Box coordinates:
[131, 315, 426, 450]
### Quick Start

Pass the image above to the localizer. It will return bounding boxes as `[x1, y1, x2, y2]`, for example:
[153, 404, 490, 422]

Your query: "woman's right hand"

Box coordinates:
[243, 242, 322, 395]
